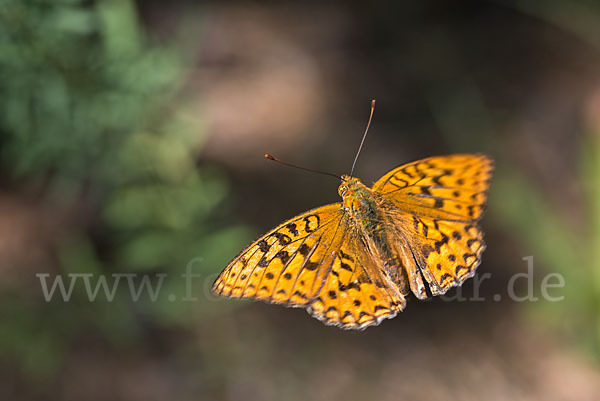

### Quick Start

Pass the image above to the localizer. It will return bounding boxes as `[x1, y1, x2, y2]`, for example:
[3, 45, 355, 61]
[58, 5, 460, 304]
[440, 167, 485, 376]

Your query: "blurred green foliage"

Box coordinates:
[490, 151, 600, 355]
[0, 0, 249, 380]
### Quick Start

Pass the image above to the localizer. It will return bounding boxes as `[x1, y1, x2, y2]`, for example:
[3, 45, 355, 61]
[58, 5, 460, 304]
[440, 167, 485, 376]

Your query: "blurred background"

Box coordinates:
[1, 0, 600, 400]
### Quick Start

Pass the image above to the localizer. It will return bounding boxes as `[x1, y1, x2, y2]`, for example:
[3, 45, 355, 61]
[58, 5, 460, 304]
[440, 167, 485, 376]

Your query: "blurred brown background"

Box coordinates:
[1, 1, 600, 400]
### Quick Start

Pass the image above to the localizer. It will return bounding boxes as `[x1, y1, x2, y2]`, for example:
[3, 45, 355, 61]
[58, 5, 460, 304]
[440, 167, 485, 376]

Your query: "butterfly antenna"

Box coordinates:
[265, 154, 340, 179]
[350, 99, 376, 177]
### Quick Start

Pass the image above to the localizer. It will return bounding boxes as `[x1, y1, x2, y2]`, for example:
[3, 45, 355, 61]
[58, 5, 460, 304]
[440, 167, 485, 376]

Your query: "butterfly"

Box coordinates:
[212, 103, 494, 330]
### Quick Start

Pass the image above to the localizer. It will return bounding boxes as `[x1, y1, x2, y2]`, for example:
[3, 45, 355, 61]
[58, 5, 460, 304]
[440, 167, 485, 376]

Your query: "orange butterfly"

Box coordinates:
[212, 102, 493, 330]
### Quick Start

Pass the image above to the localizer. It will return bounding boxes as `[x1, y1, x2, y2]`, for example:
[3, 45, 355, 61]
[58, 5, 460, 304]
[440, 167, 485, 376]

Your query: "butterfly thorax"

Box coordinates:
[339, 175, 383, 231]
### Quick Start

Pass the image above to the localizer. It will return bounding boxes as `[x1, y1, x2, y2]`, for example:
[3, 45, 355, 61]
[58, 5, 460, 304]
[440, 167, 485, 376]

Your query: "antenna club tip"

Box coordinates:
[371, 99, 376, 105]
[265, 154, 274, 160]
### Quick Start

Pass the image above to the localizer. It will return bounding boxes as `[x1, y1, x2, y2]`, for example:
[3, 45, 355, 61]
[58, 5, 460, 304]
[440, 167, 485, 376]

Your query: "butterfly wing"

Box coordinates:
[373, 154, 493, 221]
[213, 204, 347, 306]
[213, 203, 406, 329]
[408, 217, 486, 295]
[307, 231, 407, 330]
[372, 154, 493, 297]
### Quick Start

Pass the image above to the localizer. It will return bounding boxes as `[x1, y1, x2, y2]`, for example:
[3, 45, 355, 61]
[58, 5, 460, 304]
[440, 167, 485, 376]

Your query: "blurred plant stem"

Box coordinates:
[583, 111, 600, 353]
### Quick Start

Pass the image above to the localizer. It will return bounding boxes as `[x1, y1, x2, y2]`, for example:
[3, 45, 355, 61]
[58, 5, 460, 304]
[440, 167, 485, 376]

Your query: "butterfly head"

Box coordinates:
[339, 174, 359, 196]
[339, 174, 373, 213]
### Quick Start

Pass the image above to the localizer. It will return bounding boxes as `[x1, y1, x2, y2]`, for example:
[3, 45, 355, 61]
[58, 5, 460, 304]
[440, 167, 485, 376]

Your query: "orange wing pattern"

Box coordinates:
[212, 204, 344, 306]
[374, 154, 493, 297]
[212, 204, 407, 329]
[384, 213, 487, 298]
[308, 233, 406, 329]
[411, 218, 486, 296]
[373, 154, 493, 221]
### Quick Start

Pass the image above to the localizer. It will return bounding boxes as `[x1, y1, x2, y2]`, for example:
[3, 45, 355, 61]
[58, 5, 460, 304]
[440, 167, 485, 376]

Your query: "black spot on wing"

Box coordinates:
[339, 249, 354, 262]
[455, 265, 469, 275]
[463, 253, 476, 262]
[339, 282, 360, 292]
[298, 243, 311, 256]
[293, 290, 308, 300]
[305, 261, 319, 271]
[286, 222, 299, 236]
[257, 240, 269, 253]
[276, 250, 290, 264]
[272, 232, 291, 246]
[340, 262, 353, 272]
[439, 273, 453, 285]
[434, 234, 449, 253]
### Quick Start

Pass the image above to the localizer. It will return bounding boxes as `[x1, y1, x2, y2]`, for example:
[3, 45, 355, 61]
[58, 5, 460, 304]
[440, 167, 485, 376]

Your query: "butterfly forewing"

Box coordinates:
[212, 204, 345, 306]
[373, 154, 493, 221]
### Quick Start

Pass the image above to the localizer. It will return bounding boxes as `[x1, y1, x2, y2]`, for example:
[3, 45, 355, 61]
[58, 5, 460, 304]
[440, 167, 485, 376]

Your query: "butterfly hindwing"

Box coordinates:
[408, 217, 486, 296]
[308, 233, 406, 329]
